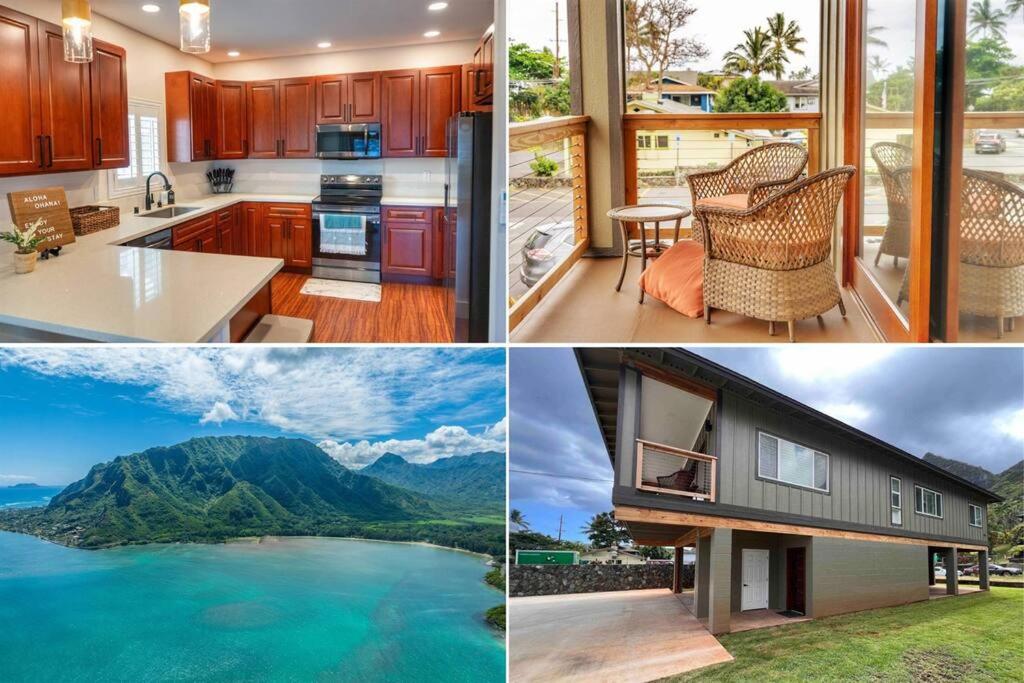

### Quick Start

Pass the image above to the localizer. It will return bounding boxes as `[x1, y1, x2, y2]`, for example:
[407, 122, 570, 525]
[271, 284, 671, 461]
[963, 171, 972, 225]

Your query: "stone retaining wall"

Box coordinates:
[509, 563, 694, 597]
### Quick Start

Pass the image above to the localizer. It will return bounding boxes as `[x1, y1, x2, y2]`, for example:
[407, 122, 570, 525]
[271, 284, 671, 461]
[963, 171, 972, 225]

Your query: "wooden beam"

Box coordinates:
[510, 116, 590, 152]
[614, 505, 988, 552]
[674, 527, 700, 547]
[623, 112, 821, 131]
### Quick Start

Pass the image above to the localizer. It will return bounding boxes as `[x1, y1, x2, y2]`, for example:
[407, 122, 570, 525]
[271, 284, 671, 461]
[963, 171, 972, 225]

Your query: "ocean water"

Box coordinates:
[0, 486, 63, 509]
[0, 532, 505, 682]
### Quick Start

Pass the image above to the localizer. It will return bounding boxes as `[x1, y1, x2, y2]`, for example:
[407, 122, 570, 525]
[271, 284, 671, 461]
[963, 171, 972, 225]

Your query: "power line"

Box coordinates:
[510, 468, 615, 483]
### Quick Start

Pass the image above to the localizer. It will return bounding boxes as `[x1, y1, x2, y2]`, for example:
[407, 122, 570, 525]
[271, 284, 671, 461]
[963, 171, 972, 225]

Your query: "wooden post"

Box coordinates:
[673, 547, 683, 594]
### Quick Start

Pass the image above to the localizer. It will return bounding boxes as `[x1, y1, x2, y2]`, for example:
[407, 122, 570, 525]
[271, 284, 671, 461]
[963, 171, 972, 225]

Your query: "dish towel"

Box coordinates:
[321, 214, 367, 255]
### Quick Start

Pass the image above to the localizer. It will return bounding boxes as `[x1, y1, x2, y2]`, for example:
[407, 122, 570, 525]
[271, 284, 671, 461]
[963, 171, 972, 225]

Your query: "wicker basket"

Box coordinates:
[70, 205, 120, 236]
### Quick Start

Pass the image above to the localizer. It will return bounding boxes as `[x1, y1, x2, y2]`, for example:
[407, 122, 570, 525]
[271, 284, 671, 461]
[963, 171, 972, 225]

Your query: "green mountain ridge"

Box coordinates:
[360, 451, 504, 507]
[0, 436, 504, 554]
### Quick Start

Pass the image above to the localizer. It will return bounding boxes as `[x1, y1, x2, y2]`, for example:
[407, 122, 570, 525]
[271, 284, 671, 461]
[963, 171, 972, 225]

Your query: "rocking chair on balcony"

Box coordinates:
[687, 142, 809, 247]
[870, 142, 914, 268]
[698, 166, 856, 342]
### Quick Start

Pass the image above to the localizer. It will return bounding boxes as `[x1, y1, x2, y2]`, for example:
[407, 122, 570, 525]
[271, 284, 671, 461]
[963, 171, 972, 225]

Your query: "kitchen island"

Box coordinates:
[0, 194, 314, 343]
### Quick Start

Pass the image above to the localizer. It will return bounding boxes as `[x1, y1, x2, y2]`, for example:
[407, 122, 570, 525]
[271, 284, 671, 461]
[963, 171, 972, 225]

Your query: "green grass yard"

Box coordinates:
[669, 588, 1024, 682]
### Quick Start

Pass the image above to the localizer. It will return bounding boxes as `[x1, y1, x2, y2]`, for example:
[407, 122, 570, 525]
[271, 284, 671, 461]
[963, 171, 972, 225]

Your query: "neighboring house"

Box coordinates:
[579, 546, 646, 565]
[763, 79, 821, 112]
[632, 128, 782, 174]
[576, 348, 1001, 635]
[626, 76, 716, 113]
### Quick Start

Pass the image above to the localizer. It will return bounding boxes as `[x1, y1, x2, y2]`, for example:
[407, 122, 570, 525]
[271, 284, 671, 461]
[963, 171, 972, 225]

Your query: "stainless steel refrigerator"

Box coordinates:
[444, 111, 492, 343]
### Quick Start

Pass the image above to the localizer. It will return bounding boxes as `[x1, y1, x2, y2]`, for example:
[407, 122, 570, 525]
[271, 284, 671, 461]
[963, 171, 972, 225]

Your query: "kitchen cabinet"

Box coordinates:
[242, 202, 265, 257]
[471, 26, 494, 106]
[431, 206, 458, 280]
[420, 66, 461, 157]
[247, 78, 315, 159]
[89, 39, 129, 169]
[381, 66, 460, 158]
[172, 213, 218, 253]
[38, 20, 92, 172]
[247, 80, 280, 159]
[215, 80, 248, 160]
[317, 71, 380, 124]
[166, 71, 217, 162]
[216, 206, 242, 255]
[382, 206, 434, 278]
[462, 64, 489, 113]
[263, 203, 312, 268]
[0, 6, 43, 175]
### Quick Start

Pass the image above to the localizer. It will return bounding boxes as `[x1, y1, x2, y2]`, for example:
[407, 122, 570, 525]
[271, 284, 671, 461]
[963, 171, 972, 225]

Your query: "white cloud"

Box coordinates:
[994, 408, 1024, 442]
[200, 401, 239, 425]
[0, 474, 33, 485]
[772, 346, 900, 383]
[318, 418, 507, 468]
[817, 401, 871, 426]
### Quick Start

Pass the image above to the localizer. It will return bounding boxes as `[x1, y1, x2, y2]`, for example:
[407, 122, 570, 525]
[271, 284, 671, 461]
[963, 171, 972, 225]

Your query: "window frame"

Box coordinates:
[890, 476, 903, 526]
[107, 97, 164, 199]
[755, 430, 830, 494]
[969, 504, 983, 528]
[913, 484, 944, 519]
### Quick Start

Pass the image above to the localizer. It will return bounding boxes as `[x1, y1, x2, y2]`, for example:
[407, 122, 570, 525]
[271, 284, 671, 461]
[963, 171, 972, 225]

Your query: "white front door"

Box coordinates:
[741, 549, 770, 611]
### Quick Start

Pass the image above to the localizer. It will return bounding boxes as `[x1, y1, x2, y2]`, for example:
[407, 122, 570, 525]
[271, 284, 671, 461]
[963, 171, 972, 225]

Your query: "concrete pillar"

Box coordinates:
[943, 547, 959, 595]
[979, 550, 990, 590]
[695, 532, 711, 618]
[672, 546, 682, 594]
[708, 528, 733, 635]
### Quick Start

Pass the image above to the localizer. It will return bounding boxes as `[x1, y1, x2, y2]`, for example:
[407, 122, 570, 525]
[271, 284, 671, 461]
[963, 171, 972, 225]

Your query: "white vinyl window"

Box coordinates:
[109, 99, 162, 197]
[757, 432, 829, 493]
[914, 485, 943, 518]
[969, 504, 983, 528]
[890, 476, 902, 526]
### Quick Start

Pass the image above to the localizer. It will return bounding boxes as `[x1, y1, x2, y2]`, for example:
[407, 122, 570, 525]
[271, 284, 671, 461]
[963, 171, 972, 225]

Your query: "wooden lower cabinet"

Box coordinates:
[216, 206, 242, 255]
[172, 213, 218, 253]
[262, 203, 312, 268]
[169, 202, 312, 265]
[242, 202, 265, 256]
[383, 205, 434, 278]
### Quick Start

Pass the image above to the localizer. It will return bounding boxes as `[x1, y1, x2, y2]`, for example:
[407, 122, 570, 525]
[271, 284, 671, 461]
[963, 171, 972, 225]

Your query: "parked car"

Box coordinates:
[1017, 128, 1024, 138]
[974, 131, 1007, 154]
[934, 566, 963, 577]
[963, 563, 1020, 576]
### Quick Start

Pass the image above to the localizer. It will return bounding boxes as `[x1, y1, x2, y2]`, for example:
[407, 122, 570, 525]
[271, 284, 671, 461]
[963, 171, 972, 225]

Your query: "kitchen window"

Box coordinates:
[969, 504, 983, 528]
[890, 476, 902, 526]
[914, 485, 943, 518]
[109, 99, 163, 198]
[757, 432, 829, 493]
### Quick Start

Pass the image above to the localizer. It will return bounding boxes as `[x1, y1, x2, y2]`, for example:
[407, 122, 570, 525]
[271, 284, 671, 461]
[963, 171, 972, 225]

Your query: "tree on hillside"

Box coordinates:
[581, 511, 631, 548]
[765, 13, 807, 80]
[714, 76, 787, 113]
[510, 508, 529, 531]
[509, 42, 565, 81]
[624, 0, 708, 99]
[968, 0, 1009, 40]
[723, 28, 781, 78]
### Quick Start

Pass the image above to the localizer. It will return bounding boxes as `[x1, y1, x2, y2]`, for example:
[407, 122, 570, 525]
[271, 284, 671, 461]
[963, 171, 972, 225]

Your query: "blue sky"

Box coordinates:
[510, 347, 1024, 543]
[0, 347, 506, 486]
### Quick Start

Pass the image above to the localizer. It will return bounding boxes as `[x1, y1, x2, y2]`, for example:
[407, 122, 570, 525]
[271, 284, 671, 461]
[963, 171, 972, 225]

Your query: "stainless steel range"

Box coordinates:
[312, 174, 382, 283]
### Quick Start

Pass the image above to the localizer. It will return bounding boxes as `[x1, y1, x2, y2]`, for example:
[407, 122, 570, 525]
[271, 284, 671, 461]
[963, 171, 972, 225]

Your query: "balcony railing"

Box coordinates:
[635, 438, 717, 502]
[508, 115, 591, 330]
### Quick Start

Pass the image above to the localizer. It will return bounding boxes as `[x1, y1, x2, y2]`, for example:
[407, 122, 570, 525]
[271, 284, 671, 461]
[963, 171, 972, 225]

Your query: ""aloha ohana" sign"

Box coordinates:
[7, 187, 76, 252]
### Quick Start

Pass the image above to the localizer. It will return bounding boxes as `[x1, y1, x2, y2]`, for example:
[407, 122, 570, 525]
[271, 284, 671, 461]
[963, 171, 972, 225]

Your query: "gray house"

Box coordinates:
[576, 348, 1001, 635]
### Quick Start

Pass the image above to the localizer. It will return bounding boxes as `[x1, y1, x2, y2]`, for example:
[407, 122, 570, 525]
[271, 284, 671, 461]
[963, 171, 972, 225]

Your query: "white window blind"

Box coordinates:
[757, 433, 829, 493]
[110, 100, 162, 197]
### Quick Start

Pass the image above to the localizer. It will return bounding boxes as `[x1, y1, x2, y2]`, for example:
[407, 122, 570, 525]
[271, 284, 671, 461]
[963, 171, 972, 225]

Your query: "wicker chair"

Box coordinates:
[699, 166, 856, 342]
[870, 142, 914, 267]
[687, 142, 808, 247]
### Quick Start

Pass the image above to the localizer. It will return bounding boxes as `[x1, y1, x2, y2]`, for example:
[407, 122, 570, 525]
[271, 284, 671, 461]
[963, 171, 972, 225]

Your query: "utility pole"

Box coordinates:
[557, 514, 564, 542]
[553, 2, 561, 80]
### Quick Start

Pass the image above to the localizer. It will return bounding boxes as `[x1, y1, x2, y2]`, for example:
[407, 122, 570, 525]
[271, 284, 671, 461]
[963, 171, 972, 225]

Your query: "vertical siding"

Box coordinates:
[811, 537, 928, 617]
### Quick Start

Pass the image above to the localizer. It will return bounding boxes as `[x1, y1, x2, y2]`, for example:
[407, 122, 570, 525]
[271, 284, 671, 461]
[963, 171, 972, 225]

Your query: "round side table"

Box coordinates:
[607, 204, 692, 303]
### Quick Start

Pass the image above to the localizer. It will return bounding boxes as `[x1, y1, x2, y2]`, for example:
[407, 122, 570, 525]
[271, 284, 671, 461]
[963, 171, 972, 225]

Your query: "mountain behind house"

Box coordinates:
[361, 451, 504, 507]
[0, 436, 504, 554]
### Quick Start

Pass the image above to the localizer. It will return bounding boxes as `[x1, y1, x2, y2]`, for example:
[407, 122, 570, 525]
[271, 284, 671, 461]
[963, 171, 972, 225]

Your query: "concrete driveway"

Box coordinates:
[509, 589, 733, 683]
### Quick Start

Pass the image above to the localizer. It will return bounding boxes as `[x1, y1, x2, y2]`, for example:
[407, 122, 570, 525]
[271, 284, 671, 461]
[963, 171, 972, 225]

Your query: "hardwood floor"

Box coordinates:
[270, 273, 453, 343]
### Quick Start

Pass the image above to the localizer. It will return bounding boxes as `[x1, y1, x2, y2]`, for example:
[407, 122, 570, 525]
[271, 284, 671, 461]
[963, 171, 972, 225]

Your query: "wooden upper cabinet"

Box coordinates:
[317, 72, 380, 124]
[166, 71, 216, 162]
[89, 39, 129, 169]
[279, 77, 315, 158]
[420, 66, 460, 157]
[316, 74, 349, 124]
[381, 69, 420, 157]
[37, 21, 92, 172]
[0, 6, 42, 176]
[348, 71, 380, 123]
[247, 80, 280, 159]
[215, 80, 248, 159]
[473, 27, 494, 105]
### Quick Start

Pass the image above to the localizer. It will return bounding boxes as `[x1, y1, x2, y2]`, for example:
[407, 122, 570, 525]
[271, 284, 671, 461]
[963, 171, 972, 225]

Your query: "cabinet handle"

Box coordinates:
[38, 136, 45, 168]
[243, 139, 249, 157]
[47, 136, 54, 167]
[95, 138, 103, 166]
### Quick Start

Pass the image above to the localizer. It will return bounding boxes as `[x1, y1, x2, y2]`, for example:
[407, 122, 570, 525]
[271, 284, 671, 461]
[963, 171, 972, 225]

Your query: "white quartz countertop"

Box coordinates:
[0, 193, 314, 342]
[381, 196, 447, 208]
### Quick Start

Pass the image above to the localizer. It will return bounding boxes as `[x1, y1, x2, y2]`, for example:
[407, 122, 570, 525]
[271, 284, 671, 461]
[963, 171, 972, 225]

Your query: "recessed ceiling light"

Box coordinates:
[423, 30, 441, 38]
[227, 50, 240, 57]
[141, 3, 160, 12]
[317, 41, 332, 49]
[428, 2, 449, 10]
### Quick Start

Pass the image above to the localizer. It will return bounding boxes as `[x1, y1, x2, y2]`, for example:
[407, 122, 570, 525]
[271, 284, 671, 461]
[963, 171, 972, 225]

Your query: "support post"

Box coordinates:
[944, 547, 959, 595]
[672, 546, 682, 594]
[979, 549, 989, 590]
[695, 531, 710, 618]
[708, 528, 733, 635]
[928, 551, 935, 586]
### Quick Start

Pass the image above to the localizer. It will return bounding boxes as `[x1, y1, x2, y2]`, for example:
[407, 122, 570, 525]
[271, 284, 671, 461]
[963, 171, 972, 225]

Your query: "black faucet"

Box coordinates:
[145, 172, 173, 211]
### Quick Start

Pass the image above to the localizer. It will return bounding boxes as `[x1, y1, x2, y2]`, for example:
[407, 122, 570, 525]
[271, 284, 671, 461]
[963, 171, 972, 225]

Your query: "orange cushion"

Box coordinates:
[638, 240, 704, 317]
[696, 194, 749, 211]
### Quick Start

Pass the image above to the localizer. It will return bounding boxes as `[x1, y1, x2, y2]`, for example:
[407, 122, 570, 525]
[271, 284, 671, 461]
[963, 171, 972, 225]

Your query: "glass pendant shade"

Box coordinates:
[179, 0, 211, 54]
[61, 0, 93, 63]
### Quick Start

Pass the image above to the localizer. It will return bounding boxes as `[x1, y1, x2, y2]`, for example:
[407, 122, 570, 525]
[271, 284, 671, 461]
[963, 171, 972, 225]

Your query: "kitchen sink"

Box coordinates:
[140, 206, 200, 218]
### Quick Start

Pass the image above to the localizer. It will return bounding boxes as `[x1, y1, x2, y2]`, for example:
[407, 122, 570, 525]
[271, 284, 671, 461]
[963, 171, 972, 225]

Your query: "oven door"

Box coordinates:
[316, 124, 381, 159]
[312, 206, 382, 283]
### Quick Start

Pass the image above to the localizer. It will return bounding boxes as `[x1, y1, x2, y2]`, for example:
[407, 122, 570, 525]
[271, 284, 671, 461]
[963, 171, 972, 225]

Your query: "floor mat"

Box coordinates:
[300, 278, 381, 303]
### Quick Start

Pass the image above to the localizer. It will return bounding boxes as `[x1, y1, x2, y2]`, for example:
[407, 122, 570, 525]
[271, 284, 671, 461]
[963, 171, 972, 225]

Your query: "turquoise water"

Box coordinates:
[0, 486, 63, 509]
[0, 532, 505, 682]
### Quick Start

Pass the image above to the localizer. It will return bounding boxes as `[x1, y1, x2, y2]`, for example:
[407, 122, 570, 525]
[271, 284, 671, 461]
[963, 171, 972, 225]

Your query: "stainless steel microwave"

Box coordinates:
[315, 123, 382, 159]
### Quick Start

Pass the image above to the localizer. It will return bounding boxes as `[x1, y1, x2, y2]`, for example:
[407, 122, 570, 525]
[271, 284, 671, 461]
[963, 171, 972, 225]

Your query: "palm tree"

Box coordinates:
[867, 25, 888, 48]
[765, 13, 806, 80]
[968, 0, 1009, 39]
[868, 55, 890, 109]
[1007, 0, 1024, 22]
[723, 28, 780, 78]
[510, 508, 529, 531]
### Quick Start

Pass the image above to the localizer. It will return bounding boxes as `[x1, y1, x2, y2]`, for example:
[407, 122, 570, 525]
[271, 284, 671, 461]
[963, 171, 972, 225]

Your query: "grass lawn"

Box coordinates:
[669, 588, 1024, 682]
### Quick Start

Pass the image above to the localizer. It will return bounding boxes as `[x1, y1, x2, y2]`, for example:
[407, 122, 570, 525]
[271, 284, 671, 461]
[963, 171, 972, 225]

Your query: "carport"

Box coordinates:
[509, 588, 733, 683]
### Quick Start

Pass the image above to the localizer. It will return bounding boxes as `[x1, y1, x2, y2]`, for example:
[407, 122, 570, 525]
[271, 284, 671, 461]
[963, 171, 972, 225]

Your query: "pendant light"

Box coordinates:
[61, 0, 93, 63]
[179, 0, 211, 54]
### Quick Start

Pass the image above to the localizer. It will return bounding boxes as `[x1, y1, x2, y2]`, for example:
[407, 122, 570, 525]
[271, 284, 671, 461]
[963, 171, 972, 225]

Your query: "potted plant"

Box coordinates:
[1, 218, 45, 274]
